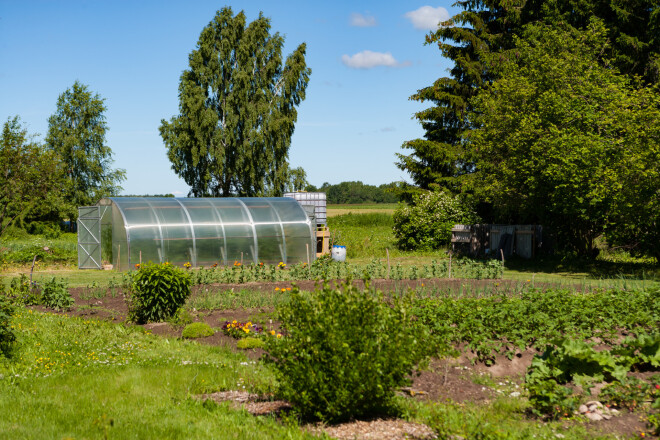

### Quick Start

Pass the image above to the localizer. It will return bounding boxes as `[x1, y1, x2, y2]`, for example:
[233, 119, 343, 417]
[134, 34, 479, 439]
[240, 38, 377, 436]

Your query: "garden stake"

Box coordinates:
[448, 252, 452, 279]
[30, 254, 37, 285]
[386, 248, 390, 279]
[117, 244, 120, 271]
[241, 252, 243, 266]
[500, 249, 505, 279]
[139, 251, 142, 265]
[306, 243, 310, 267]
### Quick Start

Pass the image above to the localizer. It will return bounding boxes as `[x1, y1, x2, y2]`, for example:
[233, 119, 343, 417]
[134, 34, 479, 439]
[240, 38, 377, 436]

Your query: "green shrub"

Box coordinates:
[0, 293, 16, 357]
[41, 277, 74, 311]
[393, 188, 479, 251]
[236, 337, 265, 349]
[128, 263, 192, 324]
[265, 280, 431, 422]
[181, 322, 214, 339]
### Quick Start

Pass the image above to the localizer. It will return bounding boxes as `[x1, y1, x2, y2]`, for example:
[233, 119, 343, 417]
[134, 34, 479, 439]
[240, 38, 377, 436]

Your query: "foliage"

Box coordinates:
[160, 7, 311, 197]
[599, 376, 659, 411]
[40, 277, 74, 311]
[128, 263, 192, 324]
[466, 21, 660, 257]
[393, 188, 479, 251]
[397, 0, 660, 198]
[236, 337, 265, 350]
[45, 81, 125, 216]
[221, 320, 263, 339]
[0, 117, 66, 237]
[181, 322, 214, 339]
[264, 281, 431, 422]
[0, 292, 16, 358]
[525, 334, 660, 419]
[187, 258, 503, 285]
[7, 274, 39, 306]
[318, 181, 399, 204]
[414, 288, 659, 363]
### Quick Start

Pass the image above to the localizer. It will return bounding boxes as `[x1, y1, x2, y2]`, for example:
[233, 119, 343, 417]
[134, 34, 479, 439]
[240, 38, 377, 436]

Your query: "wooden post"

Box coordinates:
[117, 244, 120, 271]
[139, 251, 142, 265]
[241, 252, 243, 266]
[306, 243, 310, 267]
[30, 255, 37, 285]
[448, 252, 452, 279]
[386, 248, 390, 280]
[500, 249, 505, 279]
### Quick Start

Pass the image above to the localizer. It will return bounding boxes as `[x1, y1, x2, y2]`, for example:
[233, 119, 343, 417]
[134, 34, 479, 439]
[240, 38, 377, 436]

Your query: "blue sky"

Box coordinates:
[0, 0, 460, 196]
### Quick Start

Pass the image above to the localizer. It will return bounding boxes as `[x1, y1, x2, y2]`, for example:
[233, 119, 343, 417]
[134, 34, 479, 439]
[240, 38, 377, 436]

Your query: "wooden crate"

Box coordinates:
[316, 226, 330, 257]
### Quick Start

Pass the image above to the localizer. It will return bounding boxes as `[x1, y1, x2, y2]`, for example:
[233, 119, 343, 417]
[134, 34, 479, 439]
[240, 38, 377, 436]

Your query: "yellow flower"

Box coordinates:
[270, 330, 276, 335]
[275, 287, 280, 291]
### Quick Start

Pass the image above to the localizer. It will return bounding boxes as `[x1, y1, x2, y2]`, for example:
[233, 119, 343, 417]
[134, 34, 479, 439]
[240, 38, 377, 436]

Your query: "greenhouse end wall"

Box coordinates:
[90, 197, 315, 271]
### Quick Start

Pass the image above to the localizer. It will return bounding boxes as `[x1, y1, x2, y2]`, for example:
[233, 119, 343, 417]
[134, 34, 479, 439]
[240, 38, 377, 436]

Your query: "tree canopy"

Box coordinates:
[466, 20, 660, 255]
[397, 0, 660, 195]
[46, 81, 125, 214]
[0, 117, 65, 237]
[160, 7, 311, 197]
[398, 0, 660, 258]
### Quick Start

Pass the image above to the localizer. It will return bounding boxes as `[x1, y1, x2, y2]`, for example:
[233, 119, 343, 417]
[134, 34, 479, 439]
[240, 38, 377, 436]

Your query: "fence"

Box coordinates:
[451, 224, 543, 259]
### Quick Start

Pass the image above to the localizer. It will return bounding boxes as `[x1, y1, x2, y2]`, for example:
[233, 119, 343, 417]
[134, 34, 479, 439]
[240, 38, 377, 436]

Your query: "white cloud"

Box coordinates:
[350, 12, 377, 27]
[404, 6, 450, 30]
[341, 50, 409, 69]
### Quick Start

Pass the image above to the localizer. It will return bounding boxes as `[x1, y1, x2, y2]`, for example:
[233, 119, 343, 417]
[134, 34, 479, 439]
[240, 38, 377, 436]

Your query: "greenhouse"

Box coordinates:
[77, 197, 316, 271]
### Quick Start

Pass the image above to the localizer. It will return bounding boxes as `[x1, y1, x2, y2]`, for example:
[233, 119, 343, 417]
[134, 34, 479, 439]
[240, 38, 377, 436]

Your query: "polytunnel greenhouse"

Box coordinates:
[77, 197, 316, 271]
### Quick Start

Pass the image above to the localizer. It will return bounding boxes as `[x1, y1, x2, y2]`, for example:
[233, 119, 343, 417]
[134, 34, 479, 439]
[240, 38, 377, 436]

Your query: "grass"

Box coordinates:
[0, 309, 316, 439]
[327, 203, 398, 217]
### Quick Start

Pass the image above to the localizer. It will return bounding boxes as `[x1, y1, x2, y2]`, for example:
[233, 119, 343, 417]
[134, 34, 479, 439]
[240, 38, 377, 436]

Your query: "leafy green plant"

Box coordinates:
[8, 274, 40, 306]
[128, 263, 192, 324]
[181, 322, 214, 339]
[236, 337, 265, 350]
[0, 292, 16, 357]
[168, 307, 193, 327]
[600, 377, 654, 411]
[525, 336, 660, 419]
[264, 280, 431, 422]
[41, 277, 74, 311]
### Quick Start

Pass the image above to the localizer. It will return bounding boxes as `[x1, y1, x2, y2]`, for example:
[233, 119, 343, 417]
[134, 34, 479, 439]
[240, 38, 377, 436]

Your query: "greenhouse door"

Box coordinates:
[77, 206, 102, 269]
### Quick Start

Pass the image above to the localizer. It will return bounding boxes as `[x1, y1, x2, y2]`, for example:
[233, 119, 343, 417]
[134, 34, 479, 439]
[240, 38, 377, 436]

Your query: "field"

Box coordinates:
[0, 205, 659, 439]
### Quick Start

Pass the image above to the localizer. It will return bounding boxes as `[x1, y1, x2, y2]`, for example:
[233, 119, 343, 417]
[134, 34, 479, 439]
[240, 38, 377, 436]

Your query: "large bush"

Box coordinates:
[393, 189, 479, 251]
[128, 263, 192, 324]
[264, 281, 430, 422]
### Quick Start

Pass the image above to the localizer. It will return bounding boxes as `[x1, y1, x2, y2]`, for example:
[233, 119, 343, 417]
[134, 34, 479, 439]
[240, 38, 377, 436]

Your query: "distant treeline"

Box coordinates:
[116, 194, 175, 198]
[306, 181, 399, 204]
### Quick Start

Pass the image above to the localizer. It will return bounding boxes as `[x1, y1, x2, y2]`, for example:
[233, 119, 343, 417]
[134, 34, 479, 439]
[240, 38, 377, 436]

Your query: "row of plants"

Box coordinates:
[179, 256, 504, 285]
[413, 287, 660, 363]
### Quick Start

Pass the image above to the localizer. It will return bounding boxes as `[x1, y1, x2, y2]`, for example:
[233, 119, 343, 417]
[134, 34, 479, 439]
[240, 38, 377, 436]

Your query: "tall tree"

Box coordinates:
[160, 7, 311, 197]
[398, 0, 659, 195]
[0, 117, 66, 236]
[46, 81, 126, 214]
[466, 21, 660, 256]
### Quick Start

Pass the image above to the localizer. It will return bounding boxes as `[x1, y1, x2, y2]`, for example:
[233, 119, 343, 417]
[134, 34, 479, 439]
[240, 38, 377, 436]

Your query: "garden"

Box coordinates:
[0, 211, 659, 440]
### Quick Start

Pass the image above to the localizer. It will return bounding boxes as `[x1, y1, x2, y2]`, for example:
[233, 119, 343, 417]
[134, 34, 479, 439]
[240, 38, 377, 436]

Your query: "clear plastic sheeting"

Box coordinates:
[90, 197, 315, 271]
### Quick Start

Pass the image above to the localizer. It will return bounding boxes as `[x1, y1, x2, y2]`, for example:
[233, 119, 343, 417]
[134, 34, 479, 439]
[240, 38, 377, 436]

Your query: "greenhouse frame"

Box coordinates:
[77, 197, 316, 271]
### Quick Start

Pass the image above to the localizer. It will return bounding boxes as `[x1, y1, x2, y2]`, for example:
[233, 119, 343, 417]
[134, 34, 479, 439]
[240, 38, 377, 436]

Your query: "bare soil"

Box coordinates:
[52, 278, 654, 439]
